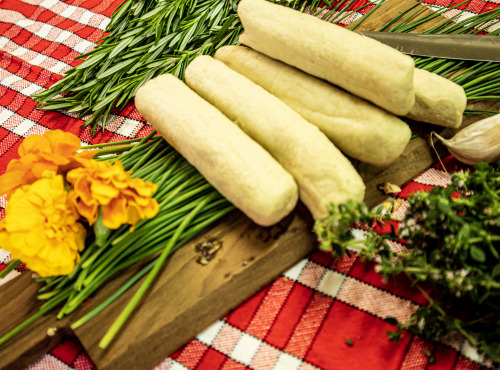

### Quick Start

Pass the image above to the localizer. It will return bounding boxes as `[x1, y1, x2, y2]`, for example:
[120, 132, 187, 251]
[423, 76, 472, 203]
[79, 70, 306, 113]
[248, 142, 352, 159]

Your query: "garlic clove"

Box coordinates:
[432, 113, 500, 165]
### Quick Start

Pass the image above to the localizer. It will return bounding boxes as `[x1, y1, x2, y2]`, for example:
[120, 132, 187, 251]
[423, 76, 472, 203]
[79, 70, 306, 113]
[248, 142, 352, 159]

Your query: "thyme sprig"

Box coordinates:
[314, 162, 500, 364]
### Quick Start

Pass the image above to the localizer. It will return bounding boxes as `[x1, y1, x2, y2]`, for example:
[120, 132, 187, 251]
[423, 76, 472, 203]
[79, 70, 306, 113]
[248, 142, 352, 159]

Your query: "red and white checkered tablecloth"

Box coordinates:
[0, 0, 498, 369]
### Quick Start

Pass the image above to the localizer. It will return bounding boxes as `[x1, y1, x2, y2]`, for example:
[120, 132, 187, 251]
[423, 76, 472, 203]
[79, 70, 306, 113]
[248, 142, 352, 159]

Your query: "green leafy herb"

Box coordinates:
[34, 0, 245, 134]
[315, 162, 500, 364]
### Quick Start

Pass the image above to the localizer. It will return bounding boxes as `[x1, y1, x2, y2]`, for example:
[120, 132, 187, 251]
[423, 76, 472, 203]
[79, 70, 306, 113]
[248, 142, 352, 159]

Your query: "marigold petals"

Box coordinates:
[91, 180, 120, 205]
[54, 140, 81, 157]
[2, 130, 88, 196]
[127, 208, 141, 231]
[129, 194, 150, 207]
[76, 150, 97, 161]
[130, 178, 158, 196]
[111, 178, 128, 190]
[0, 170, 25, 197]
[18, 134, 50, 156]
[5, 192, 44, 230]
[73, 223, 86, 252]
[71, 152, 95, 169]
[65, 167, 80, 183]
[66, 157, 158, 230]
[1, 174, 86, 277]
[32, 162, 59, 178]
[78, 201, 98, 225]
[17, 153, 39, 166]
[45, 130, 81, 154]
[102, 198, 128, 229]
[40, 152, 72, 166]
[72, 176, 94, 205]
[71, 196, 98, 225]
[147, 199, 160, 218]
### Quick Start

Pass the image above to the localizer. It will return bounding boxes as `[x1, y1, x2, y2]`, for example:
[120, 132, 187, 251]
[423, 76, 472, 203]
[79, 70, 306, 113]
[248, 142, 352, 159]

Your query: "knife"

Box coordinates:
[360, 31, 500, 62]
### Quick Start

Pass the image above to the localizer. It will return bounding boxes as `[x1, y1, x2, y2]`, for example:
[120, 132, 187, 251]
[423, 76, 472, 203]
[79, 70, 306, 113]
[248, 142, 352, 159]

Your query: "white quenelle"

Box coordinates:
[215, 45, 412, 167]
[236, 0, 416, 116]
[135, 74, 299, 227]
[185, 55, 365, 220]
[407, 68, 467, 128]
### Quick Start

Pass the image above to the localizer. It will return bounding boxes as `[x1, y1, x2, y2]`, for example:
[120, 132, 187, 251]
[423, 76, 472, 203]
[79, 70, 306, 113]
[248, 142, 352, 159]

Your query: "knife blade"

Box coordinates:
[360, 31, 500, 62]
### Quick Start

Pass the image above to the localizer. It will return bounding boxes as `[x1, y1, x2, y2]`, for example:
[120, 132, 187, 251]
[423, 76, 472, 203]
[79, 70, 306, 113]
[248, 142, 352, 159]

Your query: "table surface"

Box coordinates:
[0, 0, 497, 369]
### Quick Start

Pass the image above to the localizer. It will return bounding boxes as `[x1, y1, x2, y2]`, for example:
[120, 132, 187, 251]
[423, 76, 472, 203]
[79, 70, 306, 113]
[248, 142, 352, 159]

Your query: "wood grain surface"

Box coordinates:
[0, 0, 498, 369]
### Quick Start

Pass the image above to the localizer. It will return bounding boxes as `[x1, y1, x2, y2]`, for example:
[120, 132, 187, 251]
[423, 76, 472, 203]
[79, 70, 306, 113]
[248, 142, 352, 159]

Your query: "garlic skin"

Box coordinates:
[433, 113, 500, 165]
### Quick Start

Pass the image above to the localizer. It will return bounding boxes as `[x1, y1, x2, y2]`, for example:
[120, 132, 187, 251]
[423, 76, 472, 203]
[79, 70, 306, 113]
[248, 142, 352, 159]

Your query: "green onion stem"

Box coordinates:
[36, 275, 65, 293]
[70, 259, 156, 330]
[0, 260, 21, 278]
[98, 192, 216, 349]
[328, 0, 357, 25]
[466, 95, 500, 100]
[466, 81, 500, 96]
[81, 137, 148, 150]
[129, 138, 164, 172]
[389, 6, 427, 32]
[377, 0, 424, 31]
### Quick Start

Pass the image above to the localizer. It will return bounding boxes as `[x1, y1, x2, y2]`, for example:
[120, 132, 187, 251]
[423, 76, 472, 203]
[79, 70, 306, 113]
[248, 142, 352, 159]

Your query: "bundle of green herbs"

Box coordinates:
[315, 162, 500, 364]
[0, 134, 234, 348]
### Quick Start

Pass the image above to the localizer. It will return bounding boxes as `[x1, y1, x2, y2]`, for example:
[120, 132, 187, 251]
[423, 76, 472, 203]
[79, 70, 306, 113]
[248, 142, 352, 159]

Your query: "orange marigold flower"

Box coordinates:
[0, 173, 86, 277]
[67, 159, 159, 230]
[0, 130, 95, 199]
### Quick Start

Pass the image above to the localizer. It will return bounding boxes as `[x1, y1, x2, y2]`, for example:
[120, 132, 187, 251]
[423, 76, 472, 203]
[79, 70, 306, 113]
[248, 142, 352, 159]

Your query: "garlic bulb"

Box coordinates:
[432, 113, 500, 165]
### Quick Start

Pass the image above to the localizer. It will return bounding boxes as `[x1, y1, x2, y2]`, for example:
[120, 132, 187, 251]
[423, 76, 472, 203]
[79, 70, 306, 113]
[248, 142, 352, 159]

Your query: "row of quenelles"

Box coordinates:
[135, 0, 467, 227]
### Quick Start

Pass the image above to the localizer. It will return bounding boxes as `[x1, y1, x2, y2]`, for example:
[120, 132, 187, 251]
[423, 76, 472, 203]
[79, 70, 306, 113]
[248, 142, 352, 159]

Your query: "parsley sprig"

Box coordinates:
[315, 162, 500, 364]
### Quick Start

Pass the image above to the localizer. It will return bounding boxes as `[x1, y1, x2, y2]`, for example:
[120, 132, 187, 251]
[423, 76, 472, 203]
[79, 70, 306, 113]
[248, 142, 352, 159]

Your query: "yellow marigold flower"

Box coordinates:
[0, 130, 95, 199]
[67, 159, 159, 230]
[0, 173, 86, 277]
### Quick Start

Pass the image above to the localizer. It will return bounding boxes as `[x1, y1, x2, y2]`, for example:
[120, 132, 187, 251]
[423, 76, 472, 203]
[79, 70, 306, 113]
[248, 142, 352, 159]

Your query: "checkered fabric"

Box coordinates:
[0, 0, 498, 369]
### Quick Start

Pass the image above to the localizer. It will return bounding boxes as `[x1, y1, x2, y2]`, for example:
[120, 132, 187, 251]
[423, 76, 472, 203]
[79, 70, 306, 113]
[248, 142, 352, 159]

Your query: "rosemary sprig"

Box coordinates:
[31, 0, 382, 134]
[33, 0, 244, 134]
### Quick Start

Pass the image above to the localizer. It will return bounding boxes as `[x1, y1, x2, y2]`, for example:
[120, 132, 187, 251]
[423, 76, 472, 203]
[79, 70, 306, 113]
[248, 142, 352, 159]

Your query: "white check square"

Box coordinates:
[230, 333, 261, 366]
[273, 352, 302, 370]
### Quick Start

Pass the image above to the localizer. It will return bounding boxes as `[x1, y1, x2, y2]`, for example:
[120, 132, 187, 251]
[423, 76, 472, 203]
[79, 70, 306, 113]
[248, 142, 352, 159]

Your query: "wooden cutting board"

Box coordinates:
[0, 1, 498, 369]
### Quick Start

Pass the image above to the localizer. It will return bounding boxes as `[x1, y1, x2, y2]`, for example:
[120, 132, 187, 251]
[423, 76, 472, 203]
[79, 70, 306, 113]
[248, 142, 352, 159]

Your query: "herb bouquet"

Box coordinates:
[315, 162, 500, 365]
